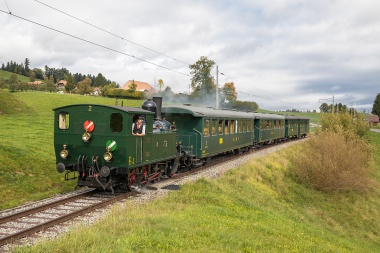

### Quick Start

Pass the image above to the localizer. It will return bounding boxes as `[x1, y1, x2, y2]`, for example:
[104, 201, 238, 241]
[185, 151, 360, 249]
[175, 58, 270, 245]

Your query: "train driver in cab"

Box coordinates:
[132, 116, 146, 136]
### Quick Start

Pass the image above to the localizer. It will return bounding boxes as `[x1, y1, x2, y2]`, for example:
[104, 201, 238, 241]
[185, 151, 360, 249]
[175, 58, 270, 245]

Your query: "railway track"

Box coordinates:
[0, 189, 136, 247]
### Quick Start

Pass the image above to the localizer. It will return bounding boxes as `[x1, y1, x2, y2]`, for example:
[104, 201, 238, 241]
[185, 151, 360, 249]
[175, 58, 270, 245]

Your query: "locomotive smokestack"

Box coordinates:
[152, 96, 162, 119]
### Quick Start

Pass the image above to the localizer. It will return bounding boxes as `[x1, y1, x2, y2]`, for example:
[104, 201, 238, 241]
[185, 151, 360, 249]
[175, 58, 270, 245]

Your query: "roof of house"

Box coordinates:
[368, 115, 379, 122]
[56, 80, 67, 86]
[121, 80, 156, 93]
[27, 81, 43, 85]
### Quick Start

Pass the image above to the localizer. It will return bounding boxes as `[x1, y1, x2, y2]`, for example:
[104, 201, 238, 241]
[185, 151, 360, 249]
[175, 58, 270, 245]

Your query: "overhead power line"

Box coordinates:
[0, 9, 190, 77]
[34, 0, 191, 66]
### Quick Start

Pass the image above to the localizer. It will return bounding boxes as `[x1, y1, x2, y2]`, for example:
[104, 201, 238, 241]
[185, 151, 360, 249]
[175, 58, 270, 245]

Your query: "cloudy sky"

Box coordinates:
[1, 0, 379, 112]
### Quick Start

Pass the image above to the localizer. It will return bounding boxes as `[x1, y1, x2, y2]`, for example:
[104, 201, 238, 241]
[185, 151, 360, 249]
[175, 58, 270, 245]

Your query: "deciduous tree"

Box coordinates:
[77, 77, 93, 95]
[319, 103, 330, 113]
[189, 56, 215, 96]
[158, 79, 164, 92]
[222, 82, 237, 103]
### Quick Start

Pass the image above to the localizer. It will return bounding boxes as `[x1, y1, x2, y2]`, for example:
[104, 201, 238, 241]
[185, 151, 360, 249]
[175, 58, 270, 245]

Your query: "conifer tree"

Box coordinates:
[372, 93, 380, 117]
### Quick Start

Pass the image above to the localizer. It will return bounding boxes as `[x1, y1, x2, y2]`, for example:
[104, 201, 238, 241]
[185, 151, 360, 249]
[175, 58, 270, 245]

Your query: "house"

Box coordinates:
[56, 80, 67, 90]
[368, 115, 379, 126]
[121, 80, 156, 94]
[92, 87, 101, 96]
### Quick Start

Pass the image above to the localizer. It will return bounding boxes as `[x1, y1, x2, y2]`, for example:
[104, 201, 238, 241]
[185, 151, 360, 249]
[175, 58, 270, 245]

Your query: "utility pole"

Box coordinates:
[216, 65, 219, 109]
[318, 95, 335, 114]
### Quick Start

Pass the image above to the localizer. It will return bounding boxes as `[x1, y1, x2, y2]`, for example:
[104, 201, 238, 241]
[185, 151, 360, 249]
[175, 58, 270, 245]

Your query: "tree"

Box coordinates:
[94, 73, 107, 87]
[9, 73, 18, 84]
[0, 78, 6, 89]
[157, 79, 165, 92]
[77, 77, 93, 95]
[24, 58, 30, 75]
[319, 103, 330, 113]
[33, 68, 44, 80]
[45, 75, 56, 92]
[128, 81, 137, 92]
[65, 73, 76, 93]
[372, 93, 380, 117]
[222, 82, 237, 103]
[28, 70, 36, 82]
[189, 56, 215, 96]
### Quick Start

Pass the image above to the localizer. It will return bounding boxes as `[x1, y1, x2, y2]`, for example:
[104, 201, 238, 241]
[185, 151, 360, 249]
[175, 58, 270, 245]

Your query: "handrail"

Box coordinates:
[193, 128, 203, 150]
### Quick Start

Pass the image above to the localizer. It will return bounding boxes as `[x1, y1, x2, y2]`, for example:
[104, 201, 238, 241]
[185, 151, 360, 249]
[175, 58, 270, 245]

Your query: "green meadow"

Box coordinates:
[1, 90, 380, 252]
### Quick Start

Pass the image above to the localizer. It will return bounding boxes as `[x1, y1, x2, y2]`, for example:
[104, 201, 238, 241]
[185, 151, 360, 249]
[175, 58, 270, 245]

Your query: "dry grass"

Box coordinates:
[289, 128, 375, 192]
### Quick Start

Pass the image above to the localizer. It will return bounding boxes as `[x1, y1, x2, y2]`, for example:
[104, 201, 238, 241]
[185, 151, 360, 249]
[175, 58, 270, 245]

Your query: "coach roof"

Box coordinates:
[162, 104, 256, 119]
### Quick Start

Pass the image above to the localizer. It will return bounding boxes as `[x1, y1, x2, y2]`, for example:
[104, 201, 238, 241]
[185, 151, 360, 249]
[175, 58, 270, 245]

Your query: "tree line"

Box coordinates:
[1, 56, 259, 111]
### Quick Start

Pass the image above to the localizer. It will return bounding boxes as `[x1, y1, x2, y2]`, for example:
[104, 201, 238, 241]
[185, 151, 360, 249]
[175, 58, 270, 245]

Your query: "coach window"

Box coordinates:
[110, 113, 123, 133]
[203, 119, 210, 137]
[212, 119, 217, 136]
[237, 120, 242, 133]
[58, 112, 70, 129]
[230, 120, 235, 134]
[218, 120, 223, 135]
[224, 120, 229, 135]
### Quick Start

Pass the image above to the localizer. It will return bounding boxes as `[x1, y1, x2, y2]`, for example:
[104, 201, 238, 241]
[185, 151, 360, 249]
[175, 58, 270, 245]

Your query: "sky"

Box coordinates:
[1, 0, 379, 112]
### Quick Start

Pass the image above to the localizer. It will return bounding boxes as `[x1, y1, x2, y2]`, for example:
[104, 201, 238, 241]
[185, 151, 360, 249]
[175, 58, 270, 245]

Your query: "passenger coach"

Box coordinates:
[162, 105, 256, 166]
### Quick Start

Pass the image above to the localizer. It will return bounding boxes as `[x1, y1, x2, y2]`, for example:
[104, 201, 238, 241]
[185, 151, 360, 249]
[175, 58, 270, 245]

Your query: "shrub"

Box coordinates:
[289, 127, 374, 192]
[320, 112, 370, 140]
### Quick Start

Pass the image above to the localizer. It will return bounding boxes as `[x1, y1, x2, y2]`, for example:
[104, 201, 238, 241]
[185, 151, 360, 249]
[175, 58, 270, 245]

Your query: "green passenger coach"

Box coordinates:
[253, 113, 286, 145]
[162, 105, 256, 165]
[285, 115, 310, 138]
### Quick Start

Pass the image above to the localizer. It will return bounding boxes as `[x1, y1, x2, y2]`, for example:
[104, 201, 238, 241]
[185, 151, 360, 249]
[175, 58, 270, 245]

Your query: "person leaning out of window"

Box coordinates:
[132, 116, 145, 136]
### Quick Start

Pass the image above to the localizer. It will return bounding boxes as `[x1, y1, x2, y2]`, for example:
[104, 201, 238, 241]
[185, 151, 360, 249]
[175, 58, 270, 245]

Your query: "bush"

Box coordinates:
[289, 127, 374, 192]
[320, 112, 370, 140]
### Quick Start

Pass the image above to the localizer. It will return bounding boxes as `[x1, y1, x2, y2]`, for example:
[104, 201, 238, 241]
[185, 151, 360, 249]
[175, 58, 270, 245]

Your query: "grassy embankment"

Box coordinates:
[14, 131, 380, 252]
[0, 90, 142, 209]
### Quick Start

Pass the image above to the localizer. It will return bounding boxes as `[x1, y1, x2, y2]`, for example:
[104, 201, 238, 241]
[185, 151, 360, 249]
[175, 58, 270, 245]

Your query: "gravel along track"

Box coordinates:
[1, 138, 306, 252]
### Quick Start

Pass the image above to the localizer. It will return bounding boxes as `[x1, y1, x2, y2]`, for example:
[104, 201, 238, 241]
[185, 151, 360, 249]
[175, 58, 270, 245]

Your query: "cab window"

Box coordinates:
[58, 112, 70, 129]
[110, 113, 123, 133]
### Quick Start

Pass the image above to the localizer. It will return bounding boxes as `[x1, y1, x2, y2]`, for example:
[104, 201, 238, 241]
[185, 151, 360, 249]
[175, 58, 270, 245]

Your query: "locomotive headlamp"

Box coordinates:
[60, 144, 69, 159]
[82, 131, 91, 142]
[103, 150, 113, 162]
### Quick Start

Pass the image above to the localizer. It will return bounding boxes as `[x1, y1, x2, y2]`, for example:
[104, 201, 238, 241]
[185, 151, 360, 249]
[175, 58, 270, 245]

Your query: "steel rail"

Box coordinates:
[0, 191, 135, 247]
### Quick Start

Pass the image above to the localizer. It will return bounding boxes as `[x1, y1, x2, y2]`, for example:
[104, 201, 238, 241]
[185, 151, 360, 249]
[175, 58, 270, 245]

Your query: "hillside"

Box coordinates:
[0, 69, 35, 83]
